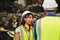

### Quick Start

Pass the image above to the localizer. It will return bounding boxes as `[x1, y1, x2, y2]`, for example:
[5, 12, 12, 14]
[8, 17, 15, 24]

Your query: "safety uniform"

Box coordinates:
[14, 24, 34, 40]
[36, 14, 60, 40]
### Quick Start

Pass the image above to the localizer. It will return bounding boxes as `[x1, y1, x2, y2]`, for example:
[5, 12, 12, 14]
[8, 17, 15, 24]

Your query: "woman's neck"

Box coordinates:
[24, 23, 33, 31]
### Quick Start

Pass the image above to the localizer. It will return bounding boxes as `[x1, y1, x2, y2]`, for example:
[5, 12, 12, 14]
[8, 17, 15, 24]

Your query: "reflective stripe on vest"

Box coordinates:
[36, 19, 41, 40]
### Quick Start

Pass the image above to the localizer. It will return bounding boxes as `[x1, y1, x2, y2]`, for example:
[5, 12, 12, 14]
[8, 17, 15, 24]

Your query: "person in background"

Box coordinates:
[36, 0, 60, 40]
[14, 11, 36, 40]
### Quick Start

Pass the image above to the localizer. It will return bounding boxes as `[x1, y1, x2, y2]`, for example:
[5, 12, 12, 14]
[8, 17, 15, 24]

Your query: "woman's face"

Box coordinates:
[24, 15, 34, 25]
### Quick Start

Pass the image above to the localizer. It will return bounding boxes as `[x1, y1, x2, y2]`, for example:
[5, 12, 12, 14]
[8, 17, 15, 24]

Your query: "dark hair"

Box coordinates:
[21, 13, 34, 25]
[46, 10, 56, 12]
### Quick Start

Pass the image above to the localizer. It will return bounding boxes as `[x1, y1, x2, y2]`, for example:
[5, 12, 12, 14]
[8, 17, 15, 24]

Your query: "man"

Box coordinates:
[36, 0, 60, 40]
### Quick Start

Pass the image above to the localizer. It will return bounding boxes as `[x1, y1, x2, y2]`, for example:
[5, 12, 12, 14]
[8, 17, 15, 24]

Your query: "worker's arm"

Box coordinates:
[15, 27, 20, 40]
[15, 33, 20, 40]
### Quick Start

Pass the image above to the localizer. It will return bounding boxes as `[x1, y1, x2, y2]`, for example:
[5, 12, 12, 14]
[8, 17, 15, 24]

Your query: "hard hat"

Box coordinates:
[22, 11, 32, 18]
[42, 0, 58, 10]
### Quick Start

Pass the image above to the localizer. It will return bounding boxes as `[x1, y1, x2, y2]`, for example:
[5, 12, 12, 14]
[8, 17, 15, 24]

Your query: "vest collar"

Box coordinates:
[47, 13, 57, 16]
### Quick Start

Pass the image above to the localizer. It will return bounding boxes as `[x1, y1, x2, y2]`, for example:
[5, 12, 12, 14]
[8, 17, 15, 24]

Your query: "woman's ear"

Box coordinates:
[24, 18, 26, 21]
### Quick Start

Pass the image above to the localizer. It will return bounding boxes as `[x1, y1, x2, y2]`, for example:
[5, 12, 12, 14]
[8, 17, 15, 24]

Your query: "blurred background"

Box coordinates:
[0, 0, 60, 40]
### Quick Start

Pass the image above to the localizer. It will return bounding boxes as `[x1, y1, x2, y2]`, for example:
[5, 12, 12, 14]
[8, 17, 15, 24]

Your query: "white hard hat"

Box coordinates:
[22, 11, 31, 18]
[42, 0, 58, 10]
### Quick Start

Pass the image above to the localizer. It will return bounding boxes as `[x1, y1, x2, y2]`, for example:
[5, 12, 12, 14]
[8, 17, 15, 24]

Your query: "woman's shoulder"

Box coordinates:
[15, 25, 23, 33]
[16, 25, 23, 30]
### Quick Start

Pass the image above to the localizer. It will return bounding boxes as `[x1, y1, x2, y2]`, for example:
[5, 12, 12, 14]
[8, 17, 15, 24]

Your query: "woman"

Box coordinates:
[15, 11, 35, 40]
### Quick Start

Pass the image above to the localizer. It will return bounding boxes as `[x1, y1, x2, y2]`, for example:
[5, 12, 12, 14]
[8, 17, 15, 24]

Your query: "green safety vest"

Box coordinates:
[13, 25, 34, 40]
[36, 16, 60, 40]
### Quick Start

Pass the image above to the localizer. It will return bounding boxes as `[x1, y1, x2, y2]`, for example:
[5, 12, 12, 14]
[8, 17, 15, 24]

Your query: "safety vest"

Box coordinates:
[36, 16, 60, 40]
[14, 25, 34, 40]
